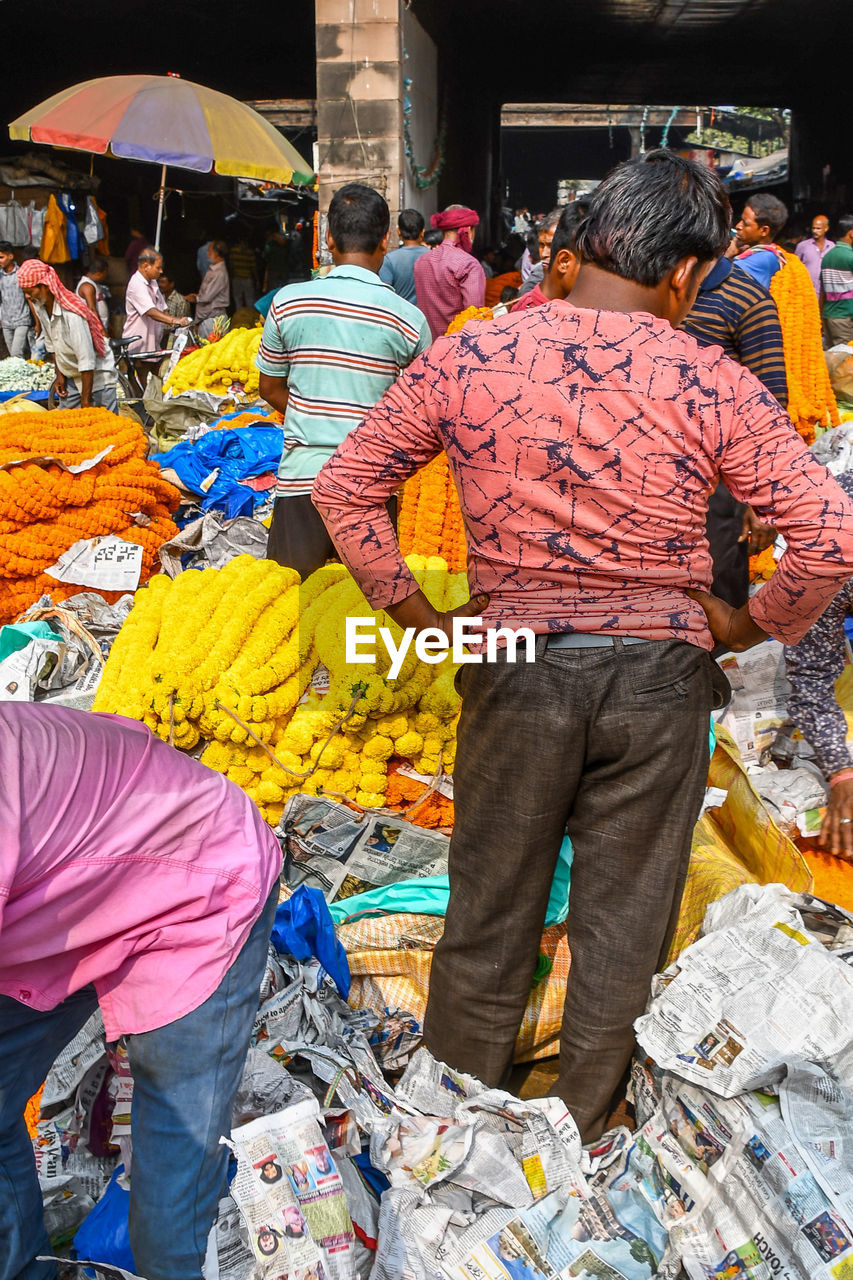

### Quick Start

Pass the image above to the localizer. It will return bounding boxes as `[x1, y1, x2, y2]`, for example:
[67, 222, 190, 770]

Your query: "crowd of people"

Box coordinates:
[0, 218, 314, 382]
[5, 153, 853, 1280]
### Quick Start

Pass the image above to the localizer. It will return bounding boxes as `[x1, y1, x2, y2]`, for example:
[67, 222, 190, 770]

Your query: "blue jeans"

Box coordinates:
[0, 886, 277, 1280]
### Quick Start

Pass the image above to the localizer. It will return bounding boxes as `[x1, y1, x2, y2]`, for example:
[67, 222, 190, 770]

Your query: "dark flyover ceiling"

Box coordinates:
[0, 0, 318, 126]
[2, 0, 847, 123]
[413, 0, 848, 109]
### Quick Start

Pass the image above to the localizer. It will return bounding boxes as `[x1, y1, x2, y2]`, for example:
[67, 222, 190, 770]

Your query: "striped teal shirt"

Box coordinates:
[256, 264, 431, 495]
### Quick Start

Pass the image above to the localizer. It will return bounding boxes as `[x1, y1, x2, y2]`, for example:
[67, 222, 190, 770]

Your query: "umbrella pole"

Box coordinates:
[154, 163, 167, 251]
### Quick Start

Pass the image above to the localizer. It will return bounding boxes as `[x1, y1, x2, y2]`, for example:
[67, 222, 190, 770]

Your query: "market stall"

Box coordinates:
[4, 295, 853, 1280]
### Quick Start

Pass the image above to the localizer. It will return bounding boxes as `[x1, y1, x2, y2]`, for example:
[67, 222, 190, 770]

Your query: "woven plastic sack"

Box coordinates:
[338, 728, 812, 1064]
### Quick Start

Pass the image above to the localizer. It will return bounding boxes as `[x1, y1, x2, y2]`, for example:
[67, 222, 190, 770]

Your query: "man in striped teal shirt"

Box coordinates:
[257, 184, 431, 578]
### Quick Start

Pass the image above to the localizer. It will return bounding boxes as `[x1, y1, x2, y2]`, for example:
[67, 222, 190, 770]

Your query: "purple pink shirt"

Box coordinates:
[123, 270, 166, 352]
[795, 236, 835, 296]
[413, 240, 486, 340]
[0, 705, 281, 1039]
[313, 302, 853, 650]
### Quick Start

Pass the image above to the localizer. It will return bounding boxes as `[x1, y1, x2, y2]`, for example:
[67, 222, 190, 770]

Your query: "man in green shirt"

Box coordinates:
[821, 215, 853, 346]
[256, 183, 431, 578]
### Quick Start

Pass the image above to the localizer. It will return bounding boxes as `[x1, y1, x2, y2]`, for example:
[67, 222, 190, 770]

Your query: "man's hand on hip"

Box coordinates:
[686, 589, 769, 652]
[386, 587, 490, 646]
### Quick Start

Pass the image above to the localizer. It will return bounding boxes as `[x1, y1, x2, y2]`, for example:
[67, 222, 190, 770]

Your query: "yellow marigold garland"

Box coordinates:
[95, 554, 471, 826]
[165, 327, 262, 397]
[445, 305, 494, 334]
[769, 252, 839, 445]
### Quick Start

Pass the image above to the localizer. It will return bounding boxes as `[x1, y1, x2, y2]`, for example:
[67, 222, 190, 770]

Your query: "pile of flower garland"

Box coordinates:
[0, 357, 54, 392]
[397, 307, 495, 572]
[445, 305, 494, 335]
[0, 408, 180, 624]
[770, 252, 839, 445]
[94, 553, 468, 827]
[164, 327, 262, 398]
[398, 453, 466, 571]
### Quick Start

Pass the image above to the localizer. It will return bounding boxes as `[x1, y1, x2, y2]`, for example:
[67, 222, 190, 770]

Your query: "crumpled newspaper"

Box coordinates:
[158, 510, 269, 576]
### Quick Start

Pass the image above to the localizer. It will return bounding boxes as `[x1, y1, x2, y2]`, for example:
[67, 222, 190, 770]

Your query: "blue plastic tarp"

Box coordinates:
[151, 425, 283, 519]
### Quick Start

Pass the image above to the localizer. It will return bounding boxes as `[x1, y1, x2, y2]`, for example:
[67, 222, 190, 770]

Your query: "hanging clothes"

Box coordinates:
[83, 196, 101, 246]
[92, 197, 109, 256]
[57, 193, 82, 259]
[27, 202, 46, 249]
[0, 199, 30, 246]
[40, 194, 69, 264]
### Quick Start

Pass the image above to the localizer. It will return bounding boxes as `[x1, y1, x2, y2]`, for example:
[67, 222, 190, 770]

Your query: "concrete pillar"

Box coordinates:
[314, 0, 405, 226]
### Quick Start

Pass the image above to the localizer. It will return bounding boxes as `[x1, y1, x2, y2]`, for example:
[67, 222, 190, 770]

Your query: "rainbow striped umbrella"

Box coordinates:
[10, 74, 315, 246]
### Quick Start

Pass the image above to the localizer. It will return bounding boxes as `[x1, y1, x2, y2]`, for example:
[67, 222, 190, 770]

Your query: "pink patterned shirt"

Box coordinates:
[313, 302, 853, 649]
[0, 705, 281, 1039]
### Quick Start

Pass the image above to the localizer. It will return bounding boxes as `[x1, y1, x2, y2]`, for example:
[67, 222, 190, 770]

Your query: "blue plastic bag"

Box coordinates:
[271, 886, 351, 998]
[151, 426, 284, 519]
[73, 1166, 135, 1275]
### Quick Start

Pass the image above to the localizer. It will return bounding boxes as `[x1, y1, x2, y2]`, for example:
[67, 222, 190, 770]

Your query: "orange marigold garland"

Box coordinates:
[385, 764, 455, 829]
[769, 252, 839, 445]
[398, 453, 466, 570]
[397, 306, 496, 567]
[445, 305, 494, 335]
[0, 408, 180, 624]
[748, 545, 778, 585]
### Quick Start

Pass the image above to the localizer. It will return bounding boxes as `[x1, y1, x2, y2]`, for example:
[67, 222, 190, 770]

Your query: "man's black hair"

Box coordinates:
[0, 241, 13, 255]
[424, 228, 443, 248]
[547, 205, 583, 264]
[837, 214, 853, 237]
[747, 191, 788, 238]
[574, 150, 731, 288]
[398, 208, 425, 240]
[328, 183, 390, 254]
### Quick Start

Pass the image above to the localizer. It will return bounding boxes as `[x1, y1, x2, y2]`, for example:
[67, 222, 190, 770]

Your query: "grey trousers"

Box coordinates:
[825, 314, 853, 347]
[57, 378, 118, 414]
[2, 326, 31, 358]
[269, 494, 397, 581]
[423, 635, 722, 1141]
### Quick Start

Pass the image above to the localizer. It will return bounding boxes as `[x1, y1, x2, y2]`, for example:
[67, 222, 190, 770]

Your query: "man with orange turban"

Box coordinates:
[18, 259, 117, 412]
[414, 205, 486, 340]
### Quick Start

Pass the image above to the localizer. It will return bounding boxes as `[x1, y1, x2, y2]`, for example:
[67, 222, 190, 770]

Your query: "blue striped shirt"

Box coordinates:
[256, 265, 431, 496]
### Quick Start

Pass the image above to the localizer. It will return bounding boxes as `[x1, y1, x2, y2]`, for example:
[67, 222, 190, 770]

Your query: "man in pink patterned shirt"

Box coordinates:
[313, 151, 853, 1142]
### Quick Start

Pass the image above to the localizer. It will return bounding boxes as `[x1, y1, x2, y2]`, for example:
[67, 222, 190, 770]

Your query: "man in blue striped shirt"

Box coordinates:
[682, 257, 786, 610]
[257, 184, 431, 578]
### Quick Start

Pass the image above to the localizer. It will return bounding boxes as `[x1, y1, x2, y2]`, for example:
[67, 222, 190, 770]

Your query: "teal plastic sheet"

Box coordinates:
[330, 833, 574, 927]
[0, 620, 56, 664]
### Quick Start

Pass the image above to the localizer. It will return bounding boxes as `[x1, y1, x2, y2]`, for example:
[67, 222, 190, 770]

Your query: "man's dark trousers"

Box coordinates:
[267, 494, 397, 581]
[423, 634, 719, 1141]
